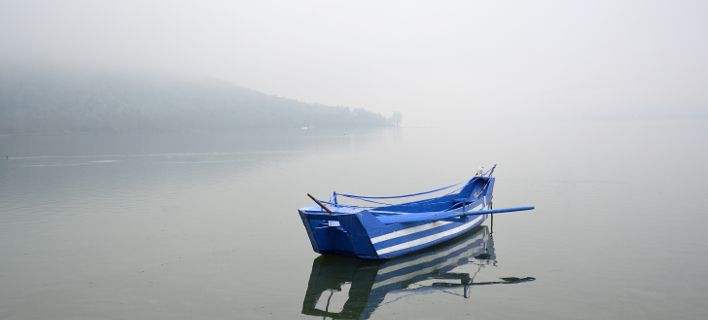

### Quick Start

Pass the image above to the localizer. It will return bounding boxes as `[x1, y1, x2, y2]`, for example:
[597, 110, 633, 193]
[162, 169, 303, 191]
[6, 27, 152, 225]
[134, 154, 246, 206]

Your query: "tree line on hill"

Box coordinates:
[0, 67, 401, 134]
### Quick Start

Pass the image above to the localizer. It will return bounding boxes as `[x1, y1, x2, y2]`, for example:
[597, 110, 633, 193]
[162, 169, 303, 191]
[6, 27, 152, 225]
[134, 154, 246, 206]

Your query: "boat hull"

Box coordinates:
[298, 204, 490, 260]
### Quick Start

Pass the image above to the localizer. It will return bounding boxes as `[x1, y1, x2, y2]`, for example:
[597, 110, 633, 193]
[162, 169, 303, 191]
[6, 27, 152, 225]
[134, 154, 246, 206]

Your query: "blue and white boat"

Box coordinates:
[298, 166, 534, 260]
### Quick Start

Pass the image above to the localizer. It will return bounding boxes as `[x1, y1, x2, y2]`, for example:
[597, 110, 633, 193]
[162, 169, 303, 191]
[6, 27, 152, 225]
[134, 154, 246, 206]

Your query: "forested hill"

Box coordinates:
[0, 67, 396, 134]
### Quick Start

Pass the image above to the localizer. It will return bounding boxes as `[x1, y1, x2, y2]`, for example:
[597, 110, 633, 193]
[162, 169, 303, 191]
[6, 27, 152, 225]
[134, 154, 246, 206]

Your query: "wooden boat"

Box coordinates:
[298, 166, 534, 259]
[301, 226, 535, 320]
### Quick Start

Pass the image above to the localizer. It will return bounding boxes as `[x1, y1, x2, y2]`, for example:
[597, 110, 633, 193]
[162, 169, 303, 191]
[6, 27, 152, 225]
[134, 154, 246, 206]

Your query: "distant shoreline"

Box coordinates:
[0, 67, 400, 135]
[0, 124, 401, 137]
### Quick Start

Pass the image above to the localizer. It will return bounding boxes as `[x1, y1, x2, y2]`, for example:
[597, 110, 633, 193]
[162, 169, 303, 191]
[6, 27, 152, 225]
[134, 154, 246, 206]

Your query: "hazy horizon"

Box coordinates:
[2, 0, 707, 126]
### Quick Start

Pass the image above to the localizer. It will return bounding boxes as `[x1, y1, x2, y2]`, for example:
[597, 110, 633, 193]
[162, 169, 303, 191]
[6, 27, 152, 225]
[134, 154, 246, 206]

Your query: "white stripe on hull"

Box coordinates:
[371, 221, 453, 244]
[371, 204, 484, 245]
[376, 215, 485, 256]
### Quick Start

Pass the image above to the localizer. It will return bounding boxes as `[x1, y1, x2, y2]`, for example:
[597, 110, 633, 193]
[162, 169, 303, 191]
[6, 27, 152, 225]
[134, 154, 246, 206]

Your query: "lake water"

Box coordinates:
[1, 121, 707, 319]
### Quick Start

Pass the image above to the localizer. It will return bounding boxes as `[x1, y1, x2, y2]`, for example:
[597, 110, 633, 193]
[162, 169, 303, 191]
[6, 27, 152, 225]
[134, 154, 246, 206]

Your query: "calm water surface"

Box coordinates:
[1, 121, 707, 319]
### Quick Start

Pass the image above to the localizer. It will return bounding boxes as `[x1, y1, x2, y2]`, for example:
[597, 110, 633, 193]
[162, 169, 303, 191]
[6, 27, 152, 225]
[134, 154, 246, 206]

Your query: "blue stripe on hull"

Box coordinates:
[300, 209, 488, 259]
[376, 215, 486, 259]
[371, 208, 485, 250]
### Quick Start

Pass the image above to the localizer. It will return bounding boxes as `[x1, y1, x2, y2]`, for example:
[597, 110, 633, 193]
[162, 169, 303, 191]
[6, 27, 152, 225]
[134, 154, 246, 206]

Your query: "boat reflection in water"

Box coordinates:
[301, 226, 534, 320]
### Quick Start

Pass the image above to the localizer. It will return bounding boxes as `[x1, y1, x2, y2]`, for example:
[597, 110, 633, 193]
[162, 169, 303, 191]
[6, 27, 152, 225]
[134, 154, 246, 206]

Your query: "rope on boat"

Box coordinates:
[315, 190, 466, 210]
[329, 197, 393, 207]
[310, 166, 496, 211]
[335, 181, 465, 200]
[334, 166, 495, 201]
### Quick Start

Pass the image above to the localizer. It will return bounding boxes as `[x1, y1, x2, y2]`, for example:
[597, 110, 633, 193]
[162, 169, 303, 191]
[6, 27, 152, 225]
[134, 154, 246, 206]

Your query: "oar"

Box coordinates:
[377, 206, 534, 224]
[474, 164, 497, 198]
[487, 164, 497, 177]
[307, 193, 335, 214]
[465, 206, 534, 216]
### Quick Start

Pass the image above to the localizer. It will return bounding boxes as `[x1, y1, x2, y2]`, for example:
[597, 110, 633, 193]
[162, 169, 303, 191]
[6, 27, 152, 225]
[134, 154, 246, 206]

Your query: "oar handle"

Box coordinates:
[466, 206, 535, 216]
[307, 193, 335, 214]
[488, 164, 497, 177]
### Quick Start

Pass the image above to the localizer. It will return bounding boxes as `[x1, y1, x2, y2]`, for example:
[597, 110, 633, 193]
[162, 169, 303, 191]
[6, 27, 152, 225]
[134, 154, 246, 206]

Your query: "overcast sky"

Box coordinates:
[1, 0, 706, 126]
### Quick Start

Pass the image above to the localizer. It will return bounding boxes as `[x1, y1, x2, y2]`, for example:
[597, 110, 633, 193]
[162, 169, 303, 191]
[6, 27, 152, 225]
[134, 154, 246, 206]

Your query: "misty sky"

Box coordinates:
[1, 0, 707, 126]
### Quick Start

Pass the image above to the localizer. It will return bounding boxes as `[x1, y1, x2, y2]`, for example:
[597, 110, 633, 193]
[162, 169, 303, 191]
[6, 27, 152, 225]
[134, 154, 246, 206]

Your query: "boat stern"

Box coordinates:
[298, 208, 384, 259]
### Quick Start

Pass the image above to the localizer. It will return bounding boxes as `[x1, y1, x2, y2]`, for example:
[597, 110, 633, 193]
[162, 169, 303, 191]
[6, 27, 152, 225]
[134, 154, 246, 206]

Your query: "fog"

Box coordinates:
[2, 0, 707, 126]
